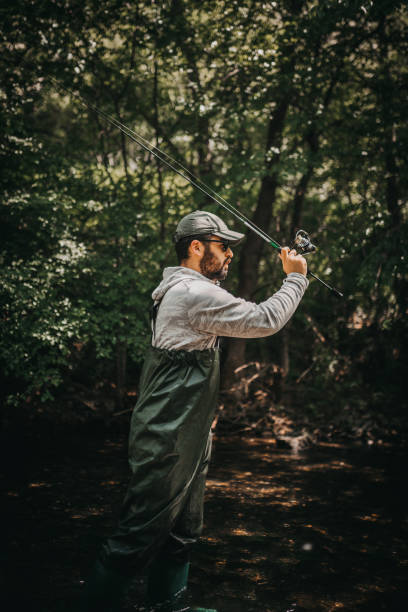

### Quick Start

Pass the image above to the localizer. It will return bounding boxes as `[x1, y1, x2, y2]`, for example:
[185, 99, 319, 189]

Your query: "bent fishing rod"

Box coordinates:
[40, 70, 343, 297]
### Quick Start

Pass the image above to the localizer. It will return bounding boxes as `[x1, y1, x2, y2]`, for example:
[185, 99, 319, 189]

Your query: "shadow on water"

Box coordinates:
[1, 426, 407, 611]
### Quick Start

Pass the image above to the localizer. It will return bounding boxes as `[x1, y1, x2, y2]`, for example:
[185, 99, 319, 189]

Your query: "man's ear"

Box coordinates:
[189, 239, 203, 257]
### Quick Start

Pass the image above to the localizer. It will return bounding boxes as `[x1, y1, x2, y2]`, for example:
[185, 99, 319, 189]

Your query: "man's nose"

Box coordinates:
[227, 246, 233, 258]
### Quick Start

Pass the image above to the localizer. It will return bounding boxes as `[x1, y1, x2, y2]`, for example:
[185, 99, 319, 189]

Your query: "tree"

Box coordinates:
[0, 0, 406, 428]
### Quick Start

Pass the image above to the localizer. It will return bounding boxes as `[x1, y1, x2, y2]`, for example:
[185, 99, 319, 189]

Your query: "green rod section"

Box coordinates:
[269, 239, 281, 251]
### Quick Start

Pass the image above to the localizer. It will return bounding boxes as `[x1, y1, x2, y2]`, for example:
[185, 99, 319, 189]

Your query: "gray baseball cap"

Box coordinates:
[174, 210, 245, 245]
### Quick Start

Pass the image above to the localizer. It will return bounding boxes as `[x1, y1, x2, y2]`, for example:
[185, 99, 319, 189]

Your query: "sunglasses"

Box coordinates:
[200, 239, 231, 252]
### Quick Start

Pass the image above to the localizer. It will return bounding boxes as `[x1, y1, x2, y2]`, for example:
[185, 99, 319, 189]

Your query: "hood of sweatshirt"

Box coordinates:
[151, 266, 216, 303]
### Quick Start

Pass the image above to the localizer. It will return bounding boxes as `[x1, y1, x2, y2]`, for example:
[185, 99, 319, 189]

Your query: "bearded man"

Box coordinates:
[78, 210, 308, 612]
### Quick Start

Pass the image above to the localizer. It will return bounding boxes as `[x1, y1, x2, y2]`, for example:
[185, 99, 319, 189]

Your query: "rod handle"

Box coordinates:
[308, 271, 343, 297]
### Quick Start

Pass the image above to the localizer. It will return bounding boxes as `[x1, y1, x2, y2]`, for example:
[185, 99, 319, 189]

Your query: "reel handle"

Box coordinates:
[309, 271, 344, 298]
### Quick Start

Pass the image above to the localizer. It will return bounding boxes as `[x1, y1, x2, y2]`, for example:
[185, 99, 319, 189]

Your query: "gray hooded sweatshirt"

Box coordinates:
[151, 267, 308, 351]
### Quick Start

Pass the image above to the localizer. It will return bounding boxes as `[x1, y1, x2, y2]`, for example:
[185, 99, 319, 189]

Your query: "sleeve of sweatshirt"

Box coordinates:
[187, 273, 309, 338]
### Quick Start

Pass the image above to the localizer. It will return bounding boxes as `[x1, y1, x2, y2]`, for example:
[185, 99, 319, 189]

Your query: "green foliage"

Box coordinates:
[0, 0, 406, 423]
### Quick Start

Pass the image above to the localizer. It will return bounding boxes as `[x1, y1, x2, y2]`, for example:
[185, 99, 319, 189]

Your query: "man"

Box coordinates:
[78, 210, 308, 612]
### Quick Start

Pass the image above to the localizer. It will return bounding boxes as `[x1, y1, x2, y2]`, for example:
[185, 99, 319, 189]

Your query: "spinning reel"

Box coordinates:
[288, 230, 343, 296]
[291, 229, 317, 255]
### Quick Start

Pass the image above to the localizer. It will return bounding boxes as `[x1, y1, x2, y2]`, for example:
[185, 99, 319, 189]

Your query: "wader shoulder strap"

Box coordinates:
[150, 300, 161, 340]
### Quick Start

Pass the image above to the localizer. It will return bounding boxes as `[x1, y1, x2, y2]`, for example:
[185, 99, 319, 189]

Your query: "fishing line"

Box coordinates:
[46, 74, 280, 249]
[16, 55, 342, 296]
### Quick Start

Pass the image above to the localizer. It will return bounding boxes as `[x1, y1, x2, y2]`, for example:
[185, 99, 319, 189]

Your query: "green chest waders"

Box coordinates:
[101, 346, 220, 575]
[76, 346, 219, 612]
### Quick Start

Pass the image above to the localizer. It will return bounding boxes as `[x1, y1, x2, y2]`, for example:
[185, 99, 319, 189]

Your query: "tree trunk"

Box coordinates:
[221, 101, 289, 388]
[222, 113, 320, 388]
[219, 3, 309, 389]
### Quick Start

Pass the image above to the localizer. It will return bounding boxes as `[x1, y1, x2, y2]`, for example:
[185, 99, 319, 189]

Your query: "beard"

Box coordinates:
[199, 244, 231, 281]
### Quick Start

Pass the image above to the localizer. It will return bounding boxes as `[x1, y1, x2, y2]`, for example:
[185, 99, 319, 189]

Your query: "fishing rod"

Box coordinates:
[39, 68, 343, 297]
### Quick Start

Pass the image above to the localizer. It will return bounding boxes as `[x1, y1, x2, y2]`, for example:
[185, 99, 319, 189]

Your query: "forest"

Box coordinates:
[1, 0, 407, 441]
[1, 2, 407, 610]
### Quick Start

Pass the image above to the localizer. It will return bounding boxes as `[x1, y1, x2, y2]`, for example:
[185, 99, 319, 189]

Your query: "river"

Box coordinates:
[1, 428, 406, 611]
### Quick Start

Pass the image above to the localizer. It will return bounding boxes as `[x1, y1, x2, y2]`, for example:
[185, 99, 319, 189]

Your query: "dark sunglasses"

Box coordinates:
[200, 239, 231, 252]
